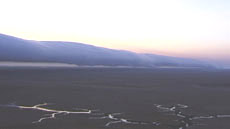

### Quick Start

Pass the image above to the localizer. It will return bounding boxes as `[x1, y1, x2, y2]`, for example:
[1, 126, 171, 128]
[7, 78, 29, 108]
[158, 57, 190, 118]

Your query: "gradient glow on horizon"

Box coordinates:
[0, 0, 229, 65]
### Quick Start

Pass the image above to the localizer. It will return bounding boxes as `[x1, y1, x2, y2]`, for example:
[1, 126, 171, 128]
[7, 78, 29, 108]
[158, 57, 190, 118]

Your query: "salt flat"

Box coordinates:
[0, 68, 230, 129]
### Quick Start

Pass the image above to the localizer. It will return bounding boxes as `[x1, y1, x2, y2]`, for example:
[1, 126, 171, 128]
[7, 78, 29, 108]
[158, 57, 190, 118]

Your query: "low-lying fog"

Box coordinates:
[0, 62, 77, 68]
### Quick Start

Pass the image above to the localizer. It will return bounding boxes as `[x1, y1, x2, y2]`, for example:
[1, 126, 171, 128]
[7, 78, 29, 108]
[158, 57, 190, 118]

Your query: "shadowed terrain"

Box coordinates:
[0, 68, 230, 129]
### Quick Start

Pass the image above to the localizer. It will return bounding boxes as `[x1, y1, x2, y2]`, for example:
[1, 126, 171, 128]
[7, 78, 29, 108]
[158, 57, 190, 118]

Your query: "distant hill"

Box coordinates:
[0, 33, 211, 68]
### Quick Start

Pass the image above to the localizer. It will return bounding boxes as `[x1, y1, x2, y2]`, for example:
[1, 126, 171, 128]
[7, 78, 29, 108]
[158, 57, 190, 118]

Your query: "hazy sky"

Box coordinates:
[0, 0, 229, 65]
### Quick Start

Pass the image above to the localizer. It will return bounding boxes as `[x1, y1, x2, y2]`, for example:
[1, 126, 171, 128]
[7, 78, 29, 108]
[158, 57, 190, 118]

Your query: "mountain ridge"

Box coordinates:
[0, 33, 211, 68]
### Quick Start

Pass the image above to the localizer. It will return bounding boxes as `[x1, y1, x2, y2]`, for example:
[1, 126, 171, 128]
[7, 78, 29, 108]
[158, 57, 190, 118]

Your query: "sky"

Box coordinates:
[0, 0, 229, 65]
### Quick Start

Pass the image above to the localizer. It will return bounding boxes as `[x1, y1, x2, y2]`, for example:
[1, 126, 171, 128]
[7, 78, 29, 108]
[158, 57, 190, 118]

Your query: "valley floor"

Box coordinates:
[0, 68, 230, 129]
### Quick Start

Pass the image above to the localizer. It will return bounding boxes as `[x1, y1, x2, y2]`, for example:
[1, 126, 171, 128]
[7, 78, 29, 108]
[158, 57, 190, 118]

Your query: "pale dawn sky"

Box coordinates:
[0, 0, 229, 65]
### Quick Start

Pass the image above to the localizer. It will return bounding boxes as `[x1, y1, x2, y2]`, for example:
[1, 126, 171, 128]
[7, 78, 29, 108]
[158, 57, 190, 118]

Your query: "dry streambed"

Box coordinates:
[0, 103, 230, 129]
[154, 104, 230, 129]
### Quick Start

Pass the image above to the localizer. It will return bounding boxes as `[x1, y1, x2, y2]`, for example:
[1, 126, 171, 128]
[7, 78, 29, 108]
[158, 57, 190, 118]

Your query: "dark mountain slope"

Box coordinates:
[0, 33, 209, 67]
